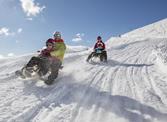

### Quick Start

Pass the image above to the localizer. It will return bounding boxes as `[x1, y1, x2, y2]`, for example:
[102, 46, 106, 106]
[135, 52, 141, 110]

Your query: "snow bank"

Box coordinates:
[66, 45, 89, 53]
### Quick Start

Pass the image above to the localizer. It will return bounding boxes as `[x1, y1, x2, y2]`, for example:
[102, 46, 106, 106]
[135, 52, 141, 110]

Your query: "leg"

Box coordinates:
[45, 60, 62, 85]
[102, 51, 107, 62]
[87, 52, 95, 62]
[100, 54, 103, 61]
[38, 57, 50, 76]
[26, 56, 50, 76]
[25, 57, 42, 74]
[26, 57, 40, 68]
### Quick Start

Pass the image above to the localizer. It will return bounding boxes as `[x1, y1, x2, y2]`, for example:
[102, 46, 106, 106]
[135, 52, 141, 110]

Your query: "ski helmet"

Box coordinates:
[97, 36, 102, 40]
[46, 38, 54, 46]
[53, 31, 61, 38]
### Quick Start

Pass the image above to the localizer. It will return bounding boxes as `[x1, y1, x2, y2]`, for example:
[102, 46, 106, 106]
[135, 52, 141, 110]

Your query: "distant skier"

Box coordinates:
[86, 36, 107, 62]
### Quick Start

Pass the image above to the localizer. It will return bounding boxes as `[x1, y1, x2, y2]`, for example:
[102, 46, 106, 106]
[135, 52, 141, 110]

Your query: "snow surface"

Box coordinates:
[1, 19, 167, 122]
[123, 18, 167, 38]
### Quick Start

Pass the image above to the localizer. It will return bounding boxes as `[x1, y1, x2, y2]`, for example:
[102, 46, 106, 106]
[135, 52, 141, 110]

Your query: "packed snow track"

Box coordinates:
[1, 39, 167, 122]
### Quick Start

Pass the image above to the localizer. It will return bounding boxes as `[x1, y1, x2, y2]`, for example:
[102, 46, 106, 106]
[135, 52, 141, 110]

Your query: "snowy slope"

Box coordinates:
[106, 18, 167, 48]
[1, 19, 167, 122]
[66, 45, 89, 53]
[123, 18, 167, 38]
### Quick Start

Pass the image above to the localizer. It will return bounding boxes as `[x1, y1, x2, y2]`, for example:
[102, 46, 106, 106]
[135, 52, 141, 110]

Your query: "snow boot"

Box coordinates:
[44, 72, 58, 85]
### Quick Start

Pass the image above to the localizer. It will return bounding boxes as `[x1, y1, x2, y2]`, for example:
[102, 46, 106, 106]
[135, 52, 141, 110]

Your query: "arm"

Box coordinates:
[40, 49, 51, 57]
[50, 42, 66, 62]
[93, 43, 97, 51]
[103, 42, 106, 50]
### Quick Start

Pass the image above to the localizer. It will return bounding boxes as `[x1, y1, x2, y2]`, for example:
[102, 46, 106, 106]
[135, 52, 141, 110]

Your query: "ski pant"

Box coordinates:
[48, 58, 62, 81]
[102, 51, 107, 61]
[26, 56, 50, 75]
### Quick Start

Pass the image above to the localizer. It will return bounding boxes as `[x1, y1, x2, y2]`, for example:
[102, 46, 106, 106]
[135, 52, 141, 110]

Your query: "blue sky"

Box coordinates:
[0, 0, 167, 57]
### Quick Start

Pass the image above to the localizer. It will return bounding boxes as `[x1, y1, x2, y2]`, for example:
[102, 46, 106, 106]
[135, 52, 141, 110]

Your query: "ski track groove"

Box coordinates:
[69, 65, 107, 122]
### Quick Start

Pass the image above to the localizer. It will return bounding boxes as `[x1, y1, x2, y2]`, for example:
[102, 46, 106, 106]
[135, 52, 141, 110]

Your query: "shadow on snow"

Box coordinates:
[89, 59, 154, 68]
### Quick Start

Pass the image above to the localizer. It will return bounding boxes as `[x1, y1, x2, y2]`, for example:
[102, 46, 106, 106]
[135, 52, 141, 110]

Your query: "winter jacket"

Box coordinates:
[94, 40, 105, 50]
[50, 39, 66, 62]
[40, 48, 53, 57]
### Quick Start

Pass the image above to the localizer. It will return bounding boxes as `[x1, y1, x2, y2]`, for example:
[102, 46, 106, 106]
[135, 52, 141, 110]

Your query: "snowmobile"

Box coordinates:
[15, 56, 62, 85]
[86, 48, 107, 62]
[15, 56, 48, 78]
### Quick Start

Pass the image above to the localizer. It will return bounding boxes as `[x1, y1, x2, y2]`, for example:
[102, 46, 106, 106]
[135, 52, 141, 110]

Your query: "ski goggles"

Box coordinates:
[54, 34, 61, 38]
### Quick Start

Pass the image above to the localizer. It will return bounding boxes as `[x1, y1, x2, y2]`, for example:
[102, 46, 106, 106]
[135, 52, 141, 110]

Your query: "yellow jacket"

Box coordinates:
[50, 39, 66, 62]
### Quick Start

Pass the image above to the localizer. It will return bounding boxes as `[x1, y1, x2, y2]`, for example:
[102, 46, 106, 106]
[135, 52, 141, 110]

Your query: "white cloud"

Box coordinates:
[0, 27, 14, 36]
[17, 28, 23, 33]
[8, 53, 15, 57]
[0, 27, 23, 37]
[20, 0, 45, 17]
[72, 33, 85, 42]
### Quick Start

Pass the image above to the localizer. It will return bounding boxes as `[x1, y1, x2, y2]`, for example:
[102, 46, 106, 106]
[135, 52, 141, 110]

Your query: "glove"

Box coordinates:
[41, 49, 51, 57]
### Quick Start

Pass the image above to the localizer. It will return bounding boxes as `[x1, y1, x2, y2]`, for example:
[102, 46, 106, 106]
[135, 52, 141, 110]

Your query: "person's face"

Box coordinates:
[46, 43, 53, 49]
[97, 39, 101, 42]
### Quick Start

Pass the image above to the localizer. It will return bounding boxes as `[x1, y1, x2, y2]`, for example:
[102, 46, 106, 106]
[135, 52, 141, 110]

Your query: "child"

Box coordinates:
[26, 38, 55, 77]
[40, 38, 55, 57]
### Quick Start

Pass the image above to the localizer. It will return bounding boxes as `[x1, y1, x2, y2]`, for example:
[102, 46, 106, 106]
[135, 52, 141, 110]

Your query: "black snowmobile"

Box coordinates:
[15, 56, 62, 85]
[86, 48, 107, 62]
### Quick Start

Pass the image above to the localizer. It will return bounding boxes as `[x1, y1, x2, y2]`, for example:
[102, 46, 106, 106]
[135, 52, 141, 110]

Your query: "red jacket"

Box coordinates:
[53, 39, 64, 42]
[94, 40, 105, 50]
[40, 48, 53, 57]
